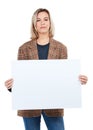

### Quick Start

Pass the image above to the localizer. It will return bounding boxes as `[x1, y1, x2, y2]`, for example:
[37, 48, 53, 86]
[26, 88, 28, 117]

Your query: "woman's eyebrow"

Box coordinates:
[37, 17, 49, 19]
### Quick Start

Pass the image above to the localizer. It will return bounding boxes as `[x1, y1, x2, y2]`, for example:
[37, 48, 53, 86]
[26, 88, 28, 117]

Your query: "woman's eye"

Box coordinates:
[36, 19, 40, 22]
[44, 18, 48, 21]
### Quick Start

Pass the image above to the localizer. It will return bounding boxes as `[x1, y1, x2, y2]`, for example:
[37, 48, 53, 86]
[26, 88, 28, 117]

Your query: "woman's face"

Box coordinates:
[35, 11, 50, 35]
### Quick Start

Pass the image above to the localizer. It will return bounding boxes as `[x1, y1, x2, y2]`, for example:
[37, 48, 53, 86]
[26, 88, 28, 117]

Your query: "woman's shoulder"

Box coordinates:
[51, 38, 67, 48]
[18, 39, 35, 49]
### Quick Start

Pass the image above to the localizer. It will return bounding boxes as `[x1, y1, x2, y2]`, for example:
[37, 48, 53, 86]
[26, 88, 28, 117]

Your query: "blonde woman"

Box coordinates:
[5, 8, 88, 130]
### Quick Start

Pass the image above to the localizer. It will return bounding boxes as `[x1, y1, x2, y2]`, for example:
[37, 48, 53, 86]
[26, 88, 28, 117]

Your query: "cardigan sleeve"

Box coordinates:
[8, 88, 12, 92]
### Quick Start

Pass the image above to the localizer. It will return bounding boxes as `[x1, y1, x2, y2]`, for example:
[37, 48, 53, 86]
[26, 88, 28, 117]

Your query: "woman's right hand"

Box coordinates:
[5, 78, 14, 89]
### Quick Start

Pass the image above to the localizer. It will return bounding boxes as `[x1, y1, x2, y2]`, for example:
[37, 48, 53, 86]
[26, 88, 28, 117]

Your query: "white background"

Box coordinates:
[0, 0, 93, 130]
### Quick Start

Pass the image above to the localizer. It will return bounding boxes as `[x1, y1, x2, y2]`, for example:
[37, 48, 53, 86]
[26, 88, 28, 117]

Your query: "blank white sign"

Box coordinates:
[11, 59, 81, 110]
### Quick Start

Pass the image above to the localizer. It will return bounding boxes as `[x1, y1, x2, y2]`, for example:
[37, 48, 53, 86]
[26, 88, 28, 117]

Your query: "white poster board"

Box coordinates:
[11, 59, 81, 110]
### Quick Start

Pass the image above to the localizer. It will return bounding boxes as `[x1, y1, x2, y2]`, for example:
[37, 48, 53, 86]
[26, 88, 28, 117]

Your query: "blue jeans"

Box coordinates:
[23, 111, 65, 130]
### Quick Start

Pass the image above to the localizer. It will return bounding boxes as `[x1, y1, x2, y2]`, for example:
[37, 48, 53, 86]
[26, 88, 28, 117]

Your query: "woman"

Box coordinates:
[5, 8, 88, 130]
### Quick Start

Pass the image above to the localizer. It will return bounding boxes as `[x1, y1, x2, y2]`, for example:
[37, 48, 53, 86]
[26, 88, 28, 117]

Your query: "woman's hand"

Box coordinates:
[79, 75, 88, 85]
[5, 78, 13, 89]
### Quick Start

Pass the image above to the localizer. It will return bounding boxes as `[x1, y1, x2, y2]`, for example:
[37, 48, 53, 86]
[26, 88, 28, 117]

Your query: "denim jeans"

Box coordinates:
[23, 111, 65, 130]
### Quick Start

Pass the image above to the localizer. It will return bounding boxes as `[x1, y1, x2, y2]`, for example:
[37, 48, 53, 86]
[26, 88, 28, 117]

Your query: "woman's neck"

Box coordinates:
[37, 34, 49, 45]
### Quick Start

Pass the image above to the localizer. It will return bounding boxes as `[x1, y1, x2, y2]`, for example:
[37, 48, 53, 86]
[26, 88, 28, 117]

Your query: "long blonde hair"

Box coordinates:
[31, 8, 54, 40]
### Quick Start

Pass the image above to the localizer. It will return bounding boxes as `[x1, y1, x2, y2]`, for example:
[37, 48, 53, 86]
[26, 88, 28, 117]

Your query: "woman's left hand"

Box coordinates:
[79, 75, 88, 85]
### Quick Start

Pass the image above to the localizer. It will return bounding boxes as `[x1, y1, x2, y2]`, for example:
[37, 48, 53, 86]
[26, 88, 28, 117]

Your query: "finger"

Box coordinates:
[81, 79, 87, 84]
[5, 79, 13, 88]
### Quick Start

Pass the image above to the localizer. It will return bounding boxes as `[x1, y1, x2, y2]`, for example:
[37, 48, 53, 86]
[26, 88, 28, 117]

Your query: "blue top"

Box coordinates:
[37, 43, 50, 59]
